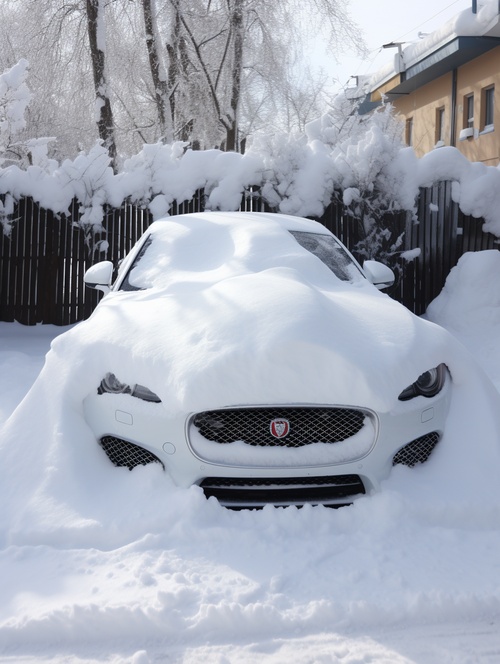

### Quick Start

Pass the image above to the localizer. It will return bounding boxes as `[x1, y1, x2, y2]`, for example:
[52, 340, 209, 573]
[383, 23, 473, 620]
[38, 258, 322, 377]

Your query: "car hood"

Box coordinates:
[53, 264, 456, 414]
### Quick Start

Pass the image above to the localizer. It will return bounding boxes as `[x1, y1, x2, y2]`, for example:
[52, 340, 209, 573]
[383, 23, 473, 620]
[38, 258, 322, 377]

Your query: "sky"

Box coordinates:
[314, 0, 473, 91]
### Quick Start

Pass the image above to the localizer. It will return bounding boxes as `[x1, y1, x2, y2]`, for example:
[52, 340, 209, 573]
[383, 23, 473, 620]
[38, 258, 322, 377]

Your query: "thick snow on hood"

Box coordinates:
[67, 212, 451, 414]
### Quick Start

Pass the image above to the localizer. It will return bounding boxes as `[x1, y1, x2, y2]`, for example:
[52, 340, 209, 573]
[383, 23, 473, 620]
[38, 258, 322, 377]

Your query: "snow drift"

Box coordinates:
[2, 248, 500, 662]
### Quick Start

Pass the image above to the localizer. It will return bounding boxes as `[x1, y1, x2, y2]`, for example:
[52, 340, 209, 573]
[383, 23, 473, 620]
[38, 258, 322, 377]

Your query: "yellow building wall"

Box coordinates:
[372, 74, 402, 101]
[455, 50, 500, 165]
[393, 74, 452, 156]
[389, 46, 500, 165]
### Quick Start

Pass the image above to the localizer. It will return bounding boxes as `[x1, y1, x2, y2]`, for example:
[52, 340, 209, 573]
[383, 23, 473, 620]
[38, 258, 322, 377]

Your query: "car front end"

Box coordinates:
[81, 211, 454, 508]
[83, 363, 451, 508]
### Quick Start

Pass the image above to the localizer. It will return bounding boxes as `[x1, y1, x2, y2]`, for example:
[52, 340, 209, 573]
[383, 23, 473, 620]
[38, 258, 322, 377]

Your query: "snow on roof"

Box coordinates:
[369, 0, 500, 92]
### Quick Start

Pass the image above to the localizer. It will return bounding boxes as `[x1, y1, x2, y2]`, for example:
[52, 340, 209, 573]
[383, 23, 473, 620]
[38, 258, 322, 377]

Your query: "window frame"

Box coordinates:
[481, 85, 495, 133]
[405, 117, 414, 146]
[464, 93, 474, 129]
[435, 106, 445, 145]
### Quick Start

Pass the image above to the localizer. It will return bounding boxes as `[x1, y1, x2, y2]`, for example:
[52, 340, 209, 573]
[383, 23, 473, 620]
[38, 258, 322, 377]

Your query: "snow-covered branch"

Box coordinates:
[0, 59, 32, 167]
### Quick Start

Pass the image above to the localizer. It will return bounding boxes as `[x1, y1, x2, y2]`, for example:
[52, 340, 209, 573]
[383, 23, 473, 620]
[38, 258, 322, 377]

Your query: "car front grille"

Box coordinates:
[99, 436, 164, 470]
[392, 432, 440, 467]
[192, 406, 368, 448]
[199, 474, 366, 508]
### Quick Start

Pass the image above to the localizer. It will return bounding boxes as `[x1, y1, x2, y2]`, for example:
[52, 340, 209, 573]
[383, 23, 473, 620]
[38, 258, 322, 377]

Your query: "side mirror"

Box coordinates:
[363, 260, 395, 290]
[84, 261, 114, 295]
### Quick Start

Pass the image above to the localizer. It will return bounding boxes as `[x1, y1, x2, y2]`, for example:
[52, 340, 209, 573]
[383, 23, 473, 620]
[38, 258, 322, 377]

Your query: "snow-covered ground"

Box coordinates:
[1, 250, 500, 663]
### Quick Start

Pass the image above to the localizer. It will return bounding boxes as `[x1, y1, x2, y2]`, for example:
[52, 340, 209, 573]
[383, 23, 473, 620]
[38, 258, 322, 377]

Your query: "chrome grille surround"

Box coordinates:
[191, 406, 371, 448]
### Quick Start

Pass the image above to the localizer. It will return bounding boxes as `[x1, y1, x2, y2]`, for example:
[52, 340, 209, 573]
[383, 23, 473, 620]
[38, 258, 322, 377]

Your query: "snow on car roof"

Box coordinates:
[119, 211, 356, 294]
[148, 211, 333, 233]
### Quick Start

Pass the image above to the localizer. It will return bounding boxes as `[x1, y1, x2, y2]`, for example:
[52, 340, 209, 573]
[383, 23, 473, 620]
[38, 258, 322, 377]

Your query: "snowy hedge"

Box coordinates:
[3, 134, 500, 236]
[2, 60, 500, 238]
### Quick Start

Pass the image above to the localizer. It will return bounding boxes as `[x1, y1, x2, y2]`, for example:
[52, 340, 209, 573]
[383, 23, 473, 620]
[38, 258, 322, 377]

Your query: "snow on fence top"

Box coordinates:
[1, 58, 500, 238]
[2, 135, 500, 237]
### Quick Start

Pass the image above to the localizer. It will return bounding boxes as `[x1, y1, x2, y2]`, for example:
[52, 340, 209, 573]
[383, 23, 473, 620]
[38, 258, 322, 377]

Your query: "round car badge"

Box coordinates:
[270, 418, 290, 439]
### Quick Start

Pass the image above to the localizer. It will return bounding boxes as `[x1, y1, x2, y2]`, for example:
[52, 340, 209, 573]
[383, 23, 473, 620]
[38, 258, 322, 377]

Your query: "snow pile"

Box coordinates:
[2, 248, 500, 661]
[426, 249, 500, 390]
[416, 147, 500, 236]
[0, 210, 471, 542]
[120, 144, 264, 218]
[0, 143, 116, 231]
[1, 240, 500, 660]
[251, 131, 336, 218]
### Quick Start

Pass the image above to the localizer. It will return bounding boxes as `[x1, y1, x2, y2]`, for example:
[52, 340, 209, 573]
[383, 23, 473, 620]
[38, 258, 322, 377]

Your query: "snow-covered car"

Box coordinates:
[82, 211, 452, 508]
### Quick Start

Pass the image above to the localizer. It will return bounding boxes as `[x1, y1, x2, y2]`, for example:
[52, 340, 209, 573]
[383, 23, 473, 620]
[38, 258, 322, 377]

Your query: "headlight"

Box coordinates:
[398, 364, 447, 401]
[131, 383, 162, 403]
[97, 373, 161, 403]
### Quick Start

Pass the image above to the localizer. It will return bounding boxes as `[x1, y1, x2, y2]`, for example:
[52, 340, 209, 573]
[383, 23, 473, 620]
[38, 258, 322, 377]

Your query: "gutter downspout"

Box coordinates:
[450, 68, 457, 147]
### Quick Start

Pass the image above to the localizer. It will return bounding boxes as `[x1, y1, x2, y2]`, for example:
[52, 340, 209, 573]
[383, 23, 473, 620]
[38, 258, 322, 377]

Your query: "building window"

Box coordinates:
[406, 118, 413, 146]
[481, 85, 494, 131]
[464, 94, 474, 129]
[435, 107, 445, 144]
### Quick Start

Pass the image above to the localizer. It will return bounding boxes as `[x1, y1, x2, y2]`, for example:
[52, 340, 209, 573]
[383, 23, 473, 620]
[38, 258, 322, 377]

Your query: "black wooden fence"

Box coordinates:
[402, 183, 500, 314]
[1, 182, 499, 325]
[323, 182, 500, 314]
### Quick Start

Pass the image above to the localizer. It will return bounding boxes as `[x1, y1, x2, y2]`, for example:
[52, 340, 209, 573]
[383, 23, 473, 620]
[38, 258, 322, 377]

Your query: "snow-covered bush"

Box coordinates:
[119, 142, 263, 219]
[327, 100, 415, 266]
[248, 131, 335, 218]
[251, 97, 416, 266]
[3, 61, 500, 253]
[0, 59, 32, 167]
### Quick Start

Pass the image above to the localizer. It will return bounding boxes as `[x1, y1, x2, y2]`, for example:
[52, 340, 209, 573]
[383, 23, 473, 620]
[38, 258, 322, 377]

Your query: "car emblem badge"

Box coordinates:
[270, 418, 290, 439]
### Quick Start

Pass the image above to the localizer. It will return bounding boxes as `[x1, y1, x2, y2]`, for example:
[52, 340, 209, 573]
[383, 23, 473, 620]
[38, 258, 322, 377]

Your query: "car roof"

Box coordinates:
[148, 211, 332, 235]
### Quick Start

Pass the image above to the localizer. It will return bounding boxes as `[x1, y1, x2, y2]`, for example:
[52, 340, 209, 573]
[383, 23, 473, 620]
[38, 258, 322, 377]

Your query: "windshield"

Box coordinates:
[290, 231, 364, 282]
[118, 228, 364, 291]
[119, 236, 153, 291]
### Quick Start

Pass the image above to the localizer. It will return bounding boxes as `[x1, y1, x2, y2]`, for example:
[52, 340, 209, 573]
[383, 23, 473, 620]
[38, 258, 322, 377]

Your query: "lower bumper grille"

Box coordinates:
[392, 432, 440, 467]
[99, 436, 163, 470]
[199, 474, 365, 508]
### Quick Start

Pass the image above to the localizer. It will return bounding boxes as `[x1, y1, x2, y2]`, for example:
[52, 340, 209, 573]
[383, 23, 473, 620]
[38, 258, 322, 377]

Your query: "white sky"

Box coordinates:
[313, 0, 473, 91]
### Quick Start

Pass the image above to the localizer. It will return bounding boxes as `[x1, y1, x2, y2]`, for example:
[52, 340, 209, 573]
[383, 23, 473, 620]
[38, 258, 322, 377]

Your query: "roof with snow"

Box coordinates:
[368, 0, 500, 98]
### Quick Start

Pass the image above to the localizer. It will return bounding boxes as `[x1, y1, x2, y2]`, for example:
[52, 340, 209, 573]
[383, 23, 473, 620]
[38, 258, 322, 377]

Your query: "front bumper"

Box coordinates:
[83, 383, 451, 507]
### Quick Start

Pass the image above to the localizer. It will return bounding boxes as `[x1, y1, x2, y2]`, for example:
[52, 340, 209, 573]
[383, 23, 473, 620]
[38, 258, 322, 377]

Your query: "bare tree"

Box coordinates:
[142, 0, 172, 141]
[0, 0, 366, 159]
[85, 0, 117, 167]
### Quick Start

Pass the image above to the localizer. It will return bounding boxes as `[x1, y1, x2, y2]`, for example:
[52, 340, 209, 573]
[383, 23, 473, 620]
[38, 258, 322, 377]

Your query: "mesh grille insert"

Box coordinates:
[392, 432, 440, 467]
[192, 407, 368, 448]
[200, 474, 365, 507]
[99, 436, 163, 470]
